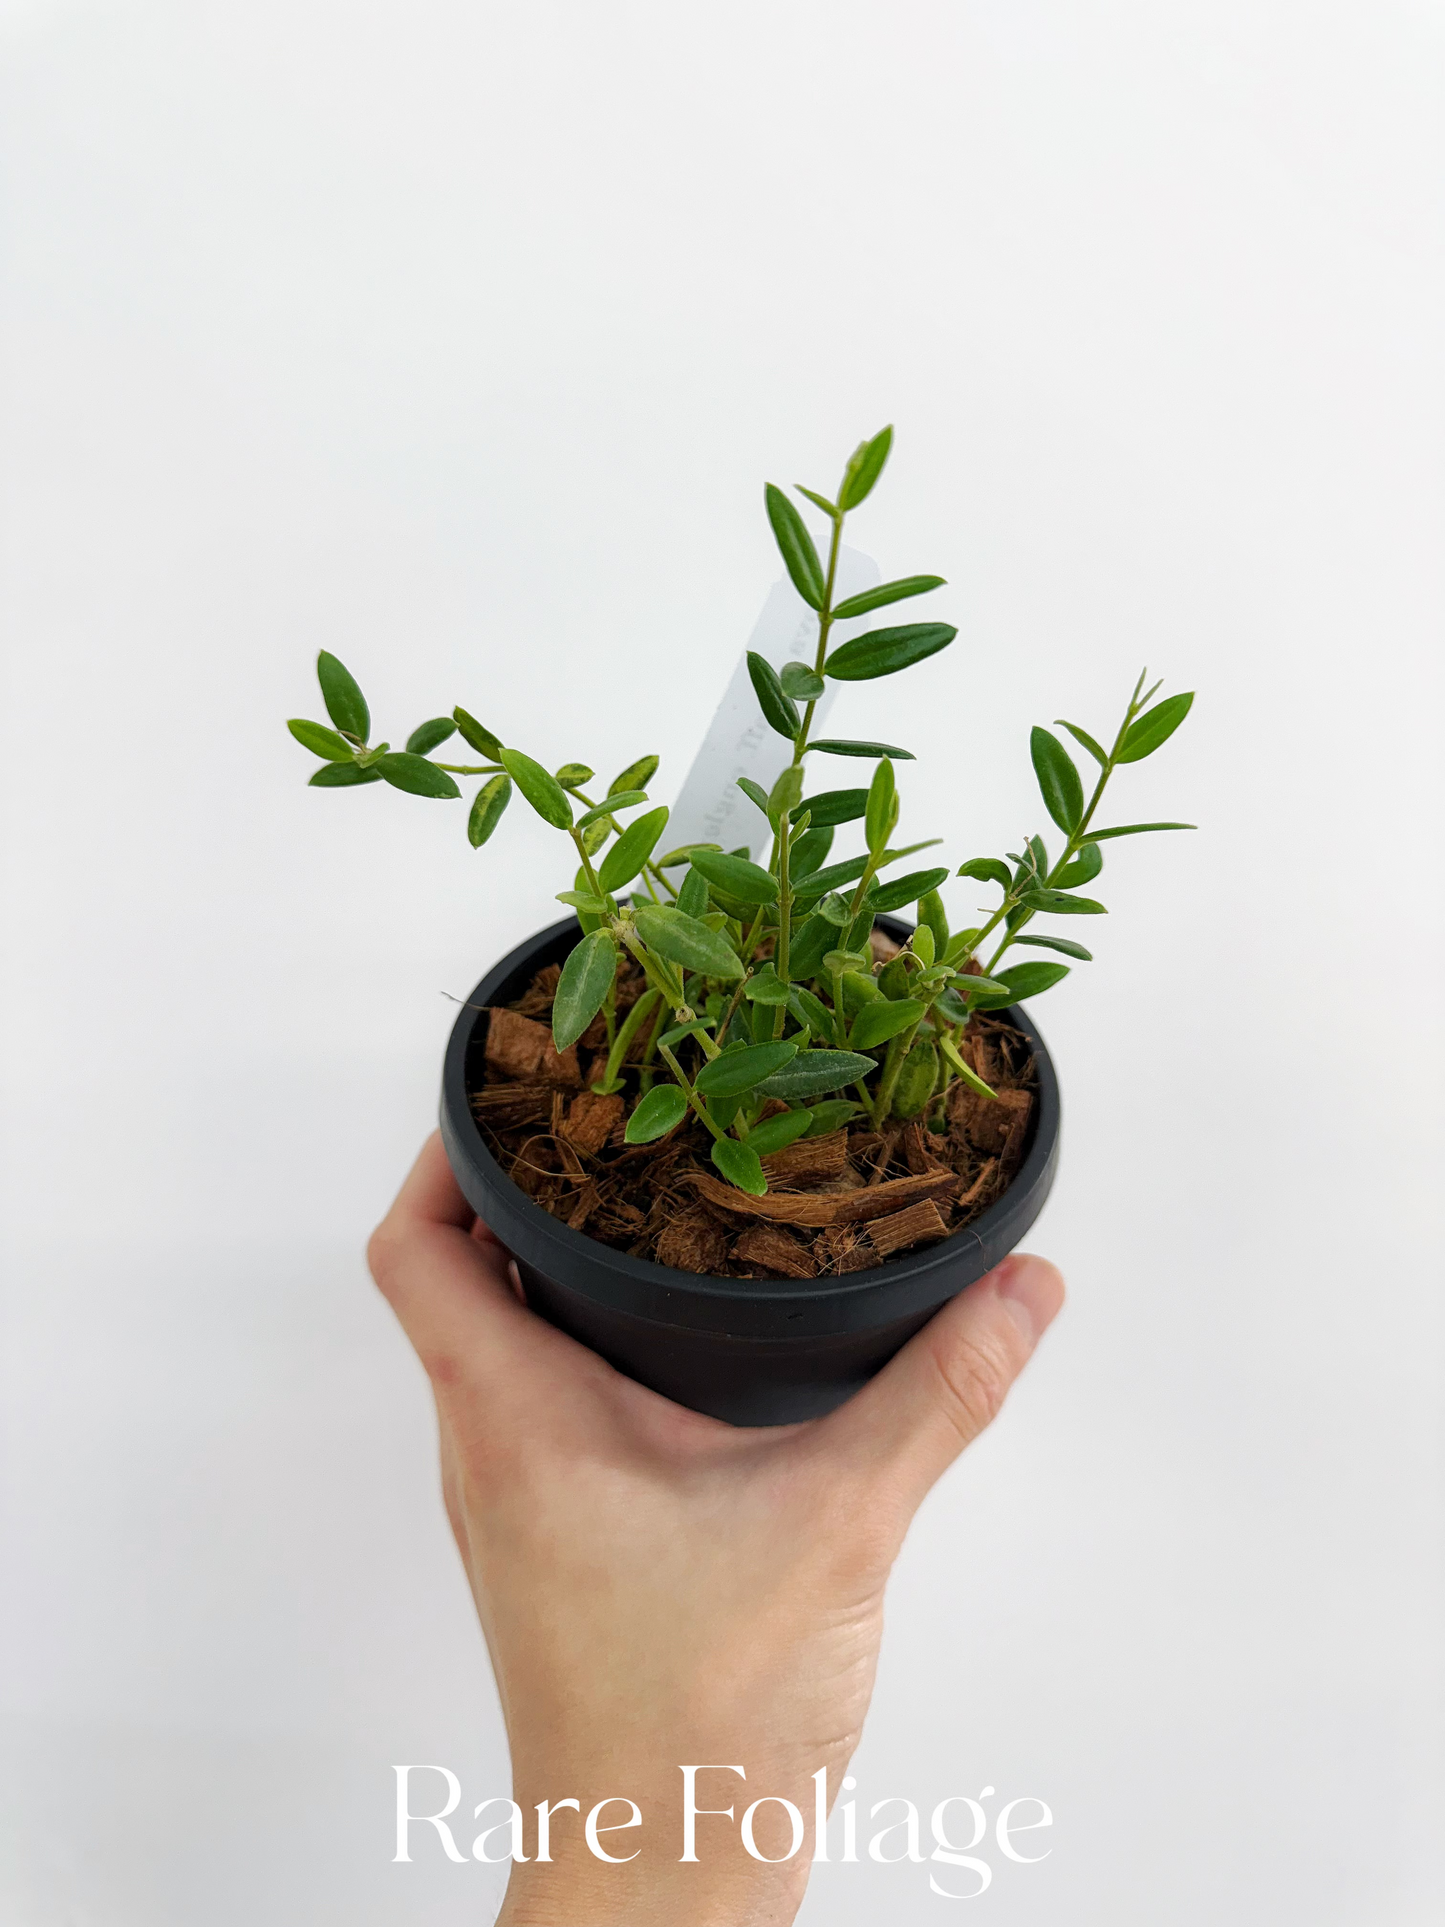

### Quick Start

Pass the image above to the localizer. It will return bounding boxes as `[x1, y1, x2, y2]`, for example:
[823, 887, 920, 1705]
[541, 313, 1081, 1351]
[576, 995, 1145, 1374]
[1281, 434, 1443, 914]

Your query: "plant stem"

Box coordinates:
[770, 814, 795, 1038]
[591, 985, 660, 1093]
[657, 1042, 724, 1142]
[983, 674, 1146, 976]
[433, 762, 503, 775]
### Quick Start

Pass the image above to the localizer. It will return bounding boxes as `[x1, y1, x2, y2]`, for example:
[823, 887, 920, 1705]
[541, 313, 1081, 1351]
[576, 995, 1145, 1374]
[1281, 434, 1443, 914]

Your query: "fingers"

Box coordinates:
[367, 1133, 536, 1386]
[822, 1253, 1064, 1509]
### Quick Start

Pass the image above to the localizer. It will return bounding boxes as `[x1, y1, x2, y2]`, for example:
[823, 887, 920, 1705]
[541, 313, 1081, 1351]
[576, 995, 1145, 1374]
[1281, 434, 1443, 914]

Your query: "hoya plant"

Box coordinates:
[287, 428, 1193, 1199]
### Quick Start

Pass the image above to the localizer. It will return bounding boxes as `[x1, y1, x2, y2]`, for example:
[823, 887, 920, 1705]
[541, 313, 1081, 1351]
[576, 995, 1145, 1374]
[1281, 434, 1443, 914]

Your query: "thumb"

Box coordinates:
[824, 1253, 1065, 1505]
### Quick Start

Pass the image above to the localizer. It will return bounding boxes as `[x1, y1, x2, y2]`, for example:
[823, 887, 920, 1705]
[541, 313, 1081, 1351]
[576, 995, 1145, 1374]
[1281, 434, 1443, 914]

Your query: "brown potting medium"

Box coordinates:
[468, 930, 1038, 1283]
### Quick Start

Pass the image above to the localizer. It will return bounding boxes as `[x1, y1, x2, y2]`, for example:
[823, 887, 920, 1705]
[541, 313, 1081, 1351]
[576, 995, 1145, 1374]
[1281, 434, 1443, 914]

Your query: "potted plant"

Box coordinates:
[286, 428, 1193, 1423]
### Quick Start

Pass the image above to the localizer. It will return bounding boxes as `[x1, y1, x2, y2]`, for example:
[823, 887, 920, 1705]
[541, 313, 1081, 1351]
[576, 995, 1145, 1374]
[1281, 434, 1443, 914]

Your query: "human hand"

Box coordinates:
[368, 1134, 1064, 1926]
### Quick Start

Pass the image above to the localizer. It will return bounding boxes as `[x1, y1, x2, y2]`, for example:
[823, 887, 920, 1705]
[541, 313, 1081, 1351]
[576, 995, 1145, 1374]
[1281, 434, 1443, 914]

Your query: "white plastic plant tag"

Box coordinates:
[664, 546, 881, 862]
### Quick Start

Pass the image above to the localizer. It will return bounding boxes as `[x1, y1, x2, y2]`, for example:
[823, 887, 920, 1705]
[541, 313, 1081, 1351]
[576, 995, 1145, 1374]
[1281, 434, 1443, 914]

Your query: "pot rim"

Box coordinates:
[441, 912, 1060, 1308]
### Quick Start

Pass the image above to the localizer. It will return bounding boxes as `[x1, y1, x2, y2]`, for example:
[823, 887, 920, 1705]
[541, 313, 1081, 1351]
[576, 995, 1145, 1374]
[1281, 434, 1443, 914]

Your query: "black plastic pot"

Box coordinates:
[439, 913, 1060, 1426]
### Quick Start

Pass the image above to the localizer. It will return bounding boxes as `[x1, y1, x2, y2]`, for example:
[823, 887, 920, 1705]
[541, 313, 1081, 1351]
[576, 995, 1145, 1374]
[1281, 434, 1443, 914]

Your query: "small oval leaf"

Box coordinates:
[764, 484, 825, 609]
[806, 738, 915, 760]
[552, 930, 618, 1051]
[710, 1135, 768, 1196]
[850, 998, 925, 1050]
[747, 651, 801, 740]
[406, 717, 457, 756]
[468, 773, 512, 847]
[288, 718, 356, 762]
[689, 848, 779, 905]
[1116, 692, 1194, 763]
[375, 753, 461, 799]
[633, 904, 745, 980]
[499, 748, 574, 829]
[309, 761, 381, 787]
[597, 805, 670, 894]
[823, 622, 956, 682]
[1029, 726, 1084, 834]
[316, 651, 369, 741]
[624, 1084, 689, 1144]
[695, 1040, 799, 1099]
[831, 574, 945, 620]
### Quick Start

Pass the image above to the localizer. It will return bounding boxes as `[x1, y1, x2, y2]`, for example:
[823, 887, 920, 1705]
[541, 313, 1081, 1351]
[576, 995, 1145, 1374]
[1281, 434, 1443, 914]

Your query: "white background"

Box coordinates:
[2, 2, 1441, 1921]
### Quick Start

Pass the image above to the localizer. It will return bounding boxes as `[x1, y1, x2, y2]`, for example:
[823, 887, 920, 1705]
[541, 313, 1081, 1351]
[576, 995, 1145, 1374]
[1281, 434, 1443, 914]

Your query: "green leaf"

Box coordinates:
[625, 1084, 689, 1144]
[746, 1109, 815, 1155]
[824, 622, 956, 682]
[807, 738, 915, 760]
[938, 1033, 998, 1101]
[831, 574, 945, 620]
[1081, 821, 1196, 841]
[599, 805, 670, 893]
[696, 1040, 799, 1099]
[658, 1020, 712, 1049]
[499, 748, 574, 829]
[688, 848, 777, 905]
[969, 960, 1071, 1007]
[552, 930, 618, 1051]
[1030, 726, 1084, 834]
[375, 753, 462, 799]
[850, 998, 925, 1050]
[787, 985, 834, 1036]
[1054, 842, 1103, 889]
[816, 891, 852, 927]
[610, 755, 660, 796]
[576, 790, 647, 830]
[838, 424, 893, 510]
[288, 718, 356, 762]
[786, 912, 839, 980]
[870, 867, 951, 915]
[767, 765, 804, 826]
[910, 922, 935, 966]
[316, 651, 369, 741]
[757, 1049, 877, 1101]
[918, 888, 949, 955]
[710, 1136, 768, 1196]
[468, 773, 512, 846]
[798, 787, 868, 827]
[942, 928, 981, 966]
[747, 651, 801, 740]
[865, 757, 897, 858]
[955, 857, 1012, 891]
[676, 865, 710, 918]
[790, 825, 834, 878]
[1116, 691, 1194, 763]
[453, 707, 504, 757]
[1019, 888, 1107, 915]
[309, 761, 381, 787]
[764, 483, 826, 609]
[792, 853, 872, 902]
[795, 484, 839, 519]
[734, 778, 771, 820]
[743, 966, 791, 1006]
[555, 762, 594, 789]
[556, 890, 606, 914]
[406, 717, 457, 756]
[1013, 934, 1094, 960]
[953, 973, 1012, 999]
[780, 660, 826, 701]
[633, 904, 745, 980]
[804, 1099, 860, 1136]
[581, 818, 611, 857]
[655, 841, 722, 870]
[1055, 719, 1108, 767]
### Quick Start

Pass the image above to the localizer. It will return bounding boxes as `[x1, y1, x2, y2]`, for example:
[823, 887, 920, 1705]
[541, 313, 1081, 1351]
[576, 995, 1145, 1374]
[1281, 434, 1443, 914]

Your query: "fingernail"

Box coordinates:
[995, 1254, 1064, 1346]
